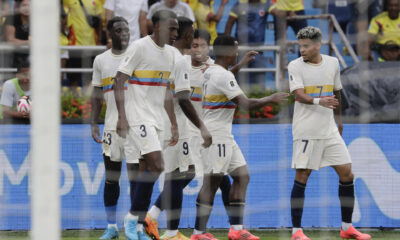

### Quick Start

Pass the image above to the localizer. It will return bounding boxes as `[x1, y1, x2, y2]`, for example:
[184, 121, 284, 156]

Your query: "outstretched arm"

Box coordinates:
[209, 0, 228, 22]
[113, 71, 130, 137]
[176, 90, 212, 148]
[224, 15, 236, 36]
[230, 51, 258, 75]
[90, 86, 104, 143]
[231, 92, 289, 110]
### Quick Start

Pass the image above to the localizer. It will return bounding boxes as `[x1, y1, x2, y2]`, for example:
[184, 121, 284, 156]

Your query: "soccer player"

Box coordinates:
[145, 16, 198, 240]
[146, 17, 224, 240]
[113, 10, 211, 240]
[191, 35, 288, 240]
[188, 29, 254, 230]
[288, 26, 371, 240]
[91, 16, 140, 239]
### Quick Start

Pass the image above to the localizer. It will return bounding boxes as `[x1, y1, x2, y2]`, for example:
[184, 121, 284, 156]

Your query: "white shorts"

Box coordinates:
[102, 130, 138, 163]
[292, 132, 352, 170]
[189, 136, 203, 175]
[125, 124, 163, 160]
[163, 138, 194, 173]
[201, 136, 246, 175]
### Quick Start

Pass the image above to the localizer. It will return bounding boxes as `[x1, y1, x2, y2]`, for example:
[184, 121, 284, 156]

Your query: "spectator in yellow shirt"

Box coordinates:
[63, 0, 103, 46]
[193, 0, 228, 44]
[63, 0, 103, 87]
[269, 0, 307, 43]
[367, 0, 400, 60]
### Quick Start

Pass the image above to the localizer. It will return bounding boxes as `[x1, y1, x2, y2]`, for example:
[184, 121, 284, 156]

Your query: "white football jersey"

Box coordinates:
[92, 49, 127, 131]
[202, 64, 243, 137]
[163, 47, 192, 140]
[288, 54, 342, 140]
[117, 36, 175, 130]
[188, 57, 214, 137]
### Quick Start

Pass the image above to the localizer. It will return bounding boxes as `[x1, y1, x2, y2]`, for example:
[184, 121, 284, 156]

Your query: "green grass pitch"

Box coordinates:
[1, 229, 400, 240]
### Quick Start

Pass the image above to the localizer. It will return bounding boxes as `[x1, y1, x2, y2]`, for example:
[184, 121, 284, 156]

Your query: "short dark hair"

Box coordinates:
[151, 10, 177, 26]
[194, 29, 211, 45]
[16, 58, 30, 72]
[213, 35, 237, 57]
[296, 26, 322, 42]
[107, 16, 128, 33]
[177, 16, 193, 40]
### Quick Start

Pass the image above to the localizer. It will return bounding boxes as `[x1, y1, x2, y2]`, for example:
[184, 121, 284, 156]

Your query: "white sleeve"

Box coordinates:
[147, 4, 156, 19]
[288, 62, 304, 93]
[104, 0, 115, 11]
[91, 56, 102, 87]
[0, 80, 16, 107]
[173, 57, 191, 93]
[333, 58, 342, 91]
[216, 72, 243, 100]
[140, 0, 148, 12]
[185, 4, 195, 21]
[117, 43, 141, 76]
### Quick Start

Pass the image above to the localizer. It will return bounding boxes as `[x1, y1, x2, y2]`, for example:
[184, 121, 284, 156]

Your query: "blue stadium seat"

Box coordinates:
[327, 0, 353, 30]
[345, 21, 357, 45]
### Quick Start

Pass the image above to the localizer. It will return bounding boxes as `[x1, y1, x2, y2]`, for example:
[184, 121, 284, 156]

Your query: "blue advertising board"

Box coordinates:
[0, 124, 399, 230]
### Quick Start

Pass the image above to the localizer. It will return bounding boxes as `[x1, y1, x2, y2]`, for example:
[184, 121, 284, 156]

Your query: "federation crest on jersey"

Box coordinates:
[184, 73, 188, 80]
[290, 75, 294, 81]
[230, 81, 235, 87]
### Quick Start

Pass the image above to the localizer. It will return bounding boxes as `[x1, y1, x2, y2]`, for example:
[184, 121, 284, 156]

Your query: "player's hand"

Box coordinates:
[200, 125, 212, 148]
[168, 124, 179, 146]
[116, 117, 129, 138]
[239, 51, 258, 66]
[338, 124, 343, 136]
[19, 111, 29, 119]
[267, 92, 290, 104]
[319, 96, 339, 109]
[91, 124, 102, 143]
[221, 0, 229, 5]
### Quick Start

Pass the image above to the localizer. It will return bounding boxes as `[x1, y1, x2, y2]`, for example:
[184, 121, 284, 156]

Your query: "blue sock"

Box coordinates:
[194, 199, 213, 232]
[104, 181, 119, 225]
[291, 180, 306, 228]
[105, 205, 117, 224]
[130, 170, 159, 223]
[229, 199, 245, 225]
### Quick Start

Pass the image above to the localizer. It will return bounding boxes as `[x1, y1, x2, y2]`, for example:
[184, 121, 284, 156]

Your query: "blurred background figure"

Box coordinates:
[63, 0, 103, 88]
[104, 0, 148, 46]
[193, 0, 228, 44]
[0, 59, 30, 120]
[269, 0, 307, 47]
[146, 0, 194, 33]
[4, 0, 30, 67]
[225, 0, 270, 89]
[367, 0, 400, 60]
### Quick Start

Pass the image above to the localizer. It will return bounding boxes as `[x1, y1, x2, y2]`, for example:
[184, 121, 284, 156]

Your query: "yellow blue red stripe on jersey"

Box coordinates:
[190, 86, 202, 101]
[102, 77, 128, 92]
[296, 85, 334, 100]
[128, 70, 170, 87]
[203, 94, 236, 109]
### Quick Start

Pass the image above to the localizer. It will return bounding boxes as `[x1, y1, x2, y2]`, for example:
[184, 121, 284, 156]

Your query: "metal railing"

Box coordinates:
[0, 14, 358, 90]
[0, 44, 283, 90]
